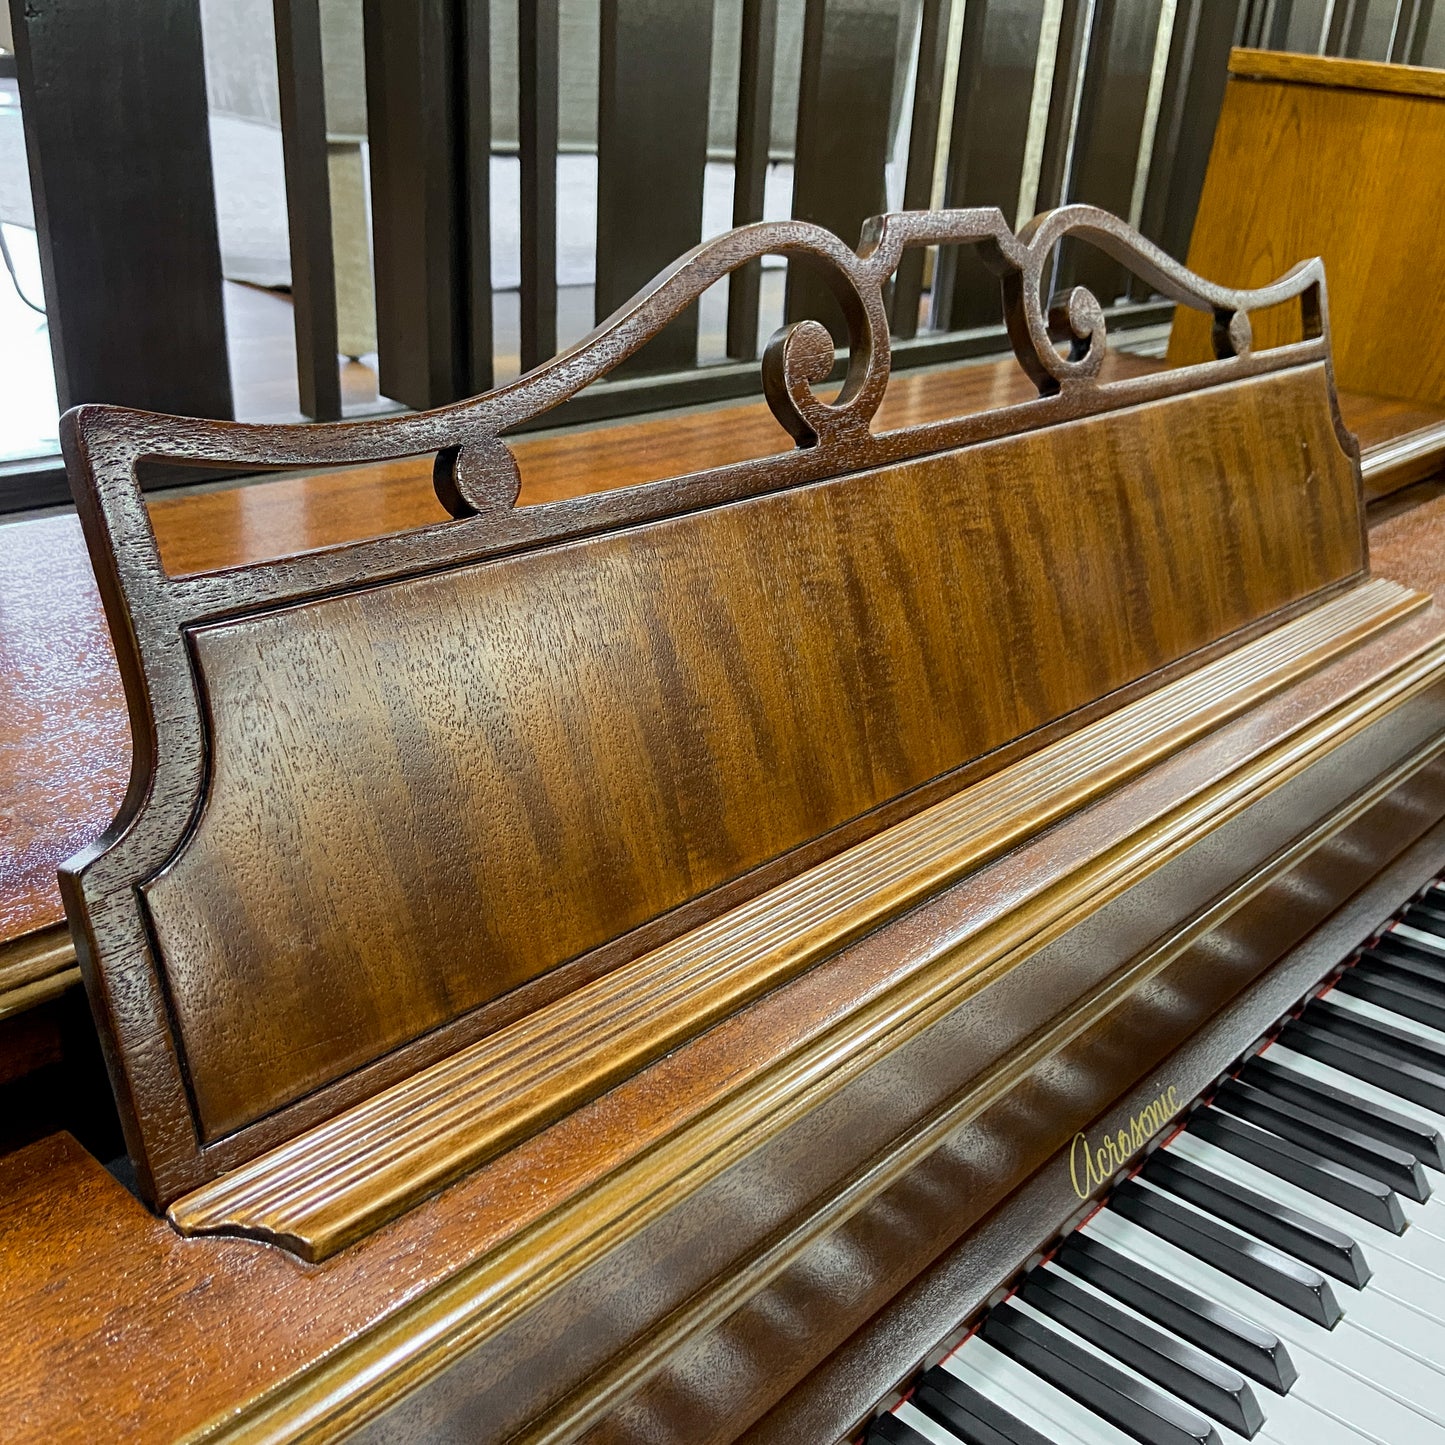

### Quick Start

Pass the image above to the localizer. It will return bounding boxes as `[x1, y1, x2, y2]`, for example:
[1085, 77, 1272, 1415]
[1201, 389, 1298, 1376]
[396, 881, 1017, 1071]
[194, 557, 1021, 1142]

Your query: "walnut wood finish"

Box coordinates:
[168, 577, 1424, 1260]
[56, 205, 1358, 1211]
[0, 369, 1430, 994]
[1171, 47, 1445, 447]
[0, 595, 1441, 1445]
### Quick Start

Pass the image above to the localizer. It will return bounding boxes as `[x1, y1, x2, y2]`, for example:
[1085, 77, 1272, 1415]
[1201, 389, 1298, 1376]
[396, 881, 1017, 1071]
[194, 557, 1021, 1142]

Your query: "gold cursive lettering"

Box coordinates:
[1069, 1084, 1180, 1199]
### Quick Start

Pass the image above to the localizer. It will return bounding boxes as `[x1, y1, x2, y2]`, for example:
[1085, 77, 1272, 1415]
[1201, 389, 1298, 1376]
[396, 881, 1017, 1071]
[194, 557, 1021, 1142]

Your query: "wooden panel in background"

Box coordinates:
[888, 0, 952, 339]
[1171, 48, 1445, 412]
[726, 0, 780, 360]
[7, 0, 232, 418]
[1134, 0, 1242, 272]
[1055, 0, 1166, 304]
[519, 0, 559, 370]
[596, 0, 714, 373]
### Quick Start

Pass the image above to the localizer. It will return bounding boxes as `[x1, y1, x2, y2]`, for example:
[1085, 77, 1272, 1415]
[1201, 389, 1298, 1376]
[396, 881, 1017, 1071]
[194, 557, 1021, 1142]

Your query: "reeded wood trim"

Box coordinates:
[0, 926, 79, 1021]
[1230, 46, 1445, 99]
[178, 630, 1445, 1444]
[169, 578, 1425, 1260]
[1361, 421, 1445, 498]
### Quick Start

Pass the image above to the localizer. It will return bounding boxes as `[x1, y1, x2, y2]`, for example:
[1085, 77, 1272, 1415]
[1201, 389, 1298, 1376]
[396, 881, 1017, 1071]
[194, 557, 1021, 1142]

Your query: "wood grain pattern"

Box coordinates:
[1171, 48, 1445, 415]
[0, 366, 1427, 974]
[0, 537, 1441, 1443]
[168, 576, 1424, 1258]
[57, 205, 1360, 1208]
[139, 365, 1363, 1145]
[1230, 45, 1445, 98]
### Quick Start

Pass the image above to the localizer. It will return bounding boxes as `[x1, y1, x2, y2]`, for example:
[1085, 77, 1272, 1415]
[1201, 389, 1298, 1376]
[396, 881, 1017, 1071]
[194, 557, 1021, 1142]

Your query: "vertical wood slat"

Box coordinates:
[726, 0, 780, 362]
[1034, 0, 1095, 216]
[519, 0, 559, 372]
[464, 0, 494, 394]
[788, 0, 902, 340]
[934, 0, 1051, 333]
[363, 0, 491, 409]
[1135, 0, 1242, 275]
[273, 0, 342, 421]
[8, 0, 233, 420]
[1052, 0, 1167, 305]
[889, 0, 952, 340]
[596, 0, 714, 374]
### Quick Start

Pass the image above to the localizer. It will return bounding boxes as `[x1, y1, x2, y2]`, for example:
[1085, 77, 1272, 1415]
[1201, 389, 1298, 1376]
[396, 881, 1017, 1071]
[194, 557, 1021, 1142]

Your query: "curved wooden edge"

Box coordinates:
[166, 579, 1427, 1261]
[63, 205, 1325, 487]
[175, 641, 1445, 1444]
[1230, 46, 1445, 100]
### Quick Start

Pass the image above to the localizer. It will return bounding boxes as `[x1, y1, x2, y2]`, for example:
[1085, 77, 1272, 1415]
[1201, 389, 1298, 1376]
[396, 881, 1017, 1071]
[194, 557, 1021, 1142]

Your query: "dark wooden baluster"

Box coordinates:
[889, 0, 952, 340]
[363, 0, 491, 408]
[519, 0, 560, 371]
[788, 0, 902, 342]
[1133, 0, 1242, 288]
[726, 0, 780, 362]
[1052, 0, 1166, 307]
[934, 0, 1050, 333]
[596, 0, 714, 374]
[9, 0, 233, 419]
[273, 0, 342, 421]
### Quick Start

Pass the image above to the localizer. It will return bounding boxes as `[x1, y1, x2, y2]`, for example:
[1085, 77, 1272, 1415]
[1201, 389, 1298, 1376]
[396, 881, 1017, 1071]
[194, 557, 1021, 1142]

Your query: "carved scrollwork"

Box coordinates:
[63, 203, 1330, 528]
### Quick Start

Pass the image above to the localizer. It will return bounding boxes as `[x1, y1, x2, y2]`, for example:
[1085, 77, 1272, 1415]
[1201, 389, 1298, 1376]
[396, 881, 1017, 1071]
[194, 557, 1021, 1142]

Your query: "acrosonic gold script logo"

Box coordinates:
[1069, 1084, 1180, 1199]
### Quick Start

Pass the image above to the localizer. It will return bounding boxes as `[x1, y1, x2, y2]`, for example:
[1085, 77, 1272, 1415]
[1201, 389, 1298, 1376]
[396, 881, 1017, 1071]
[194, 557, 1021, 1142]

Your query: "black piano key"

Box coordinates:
[1109, 1179, 1342, 1328]
[1338, 961, 1445, 1035]
[1305, 996, 1445, 1077]
[1401, 903, 1445, 940]
[915, 1371, 1054, 1445]
[1241, 1053, 1445, 1171]
[1020, 1269, 1264, 1437]
[982, 1303, 1221, 1445]
[1365, 936, 1445, 985]
[1056, 1234, 1297, 1394]
[867, 1412, 944, 1445]
[1141, 1149, 1370, 1288]
[1278, 1016, 1445, 1115]
[1211, 1076, 1431, 1202]
[1188, 1105, 1407, 1233]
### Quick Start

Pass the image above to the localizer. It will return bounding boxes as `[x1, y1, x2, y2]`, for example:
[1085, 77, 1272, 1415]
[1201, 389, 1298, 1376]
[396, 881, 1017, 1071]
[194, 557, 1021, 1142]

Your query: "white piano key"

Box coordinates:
[1324, 988, 1445, 1057]
[1006, 1290, 1258, 1443]
[1167, 1130, 1445, 1293]
[1393, 922, 1445, 957]
[1262, 1045, 1445, 1147]
[1083, 1210, 1445, 1445]
[893, 1402, 967, 1445]
[940, 1335, 1137, 1445]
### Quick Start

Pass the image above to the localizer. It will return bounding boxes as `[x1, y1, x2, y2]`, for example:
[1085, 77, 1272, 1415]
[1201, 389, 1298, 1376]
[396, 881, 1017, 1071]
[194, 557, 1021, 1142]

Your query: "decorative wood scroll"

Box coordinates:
[60, 205, 1363, 1214]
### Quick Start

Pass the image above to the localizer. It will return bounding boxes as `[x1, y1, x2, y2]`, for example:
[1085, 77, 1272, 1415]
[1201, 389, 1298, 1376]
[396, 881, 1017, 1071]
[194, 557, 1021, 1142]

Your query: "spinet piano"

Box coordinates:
[1, 204, 1444, 1444]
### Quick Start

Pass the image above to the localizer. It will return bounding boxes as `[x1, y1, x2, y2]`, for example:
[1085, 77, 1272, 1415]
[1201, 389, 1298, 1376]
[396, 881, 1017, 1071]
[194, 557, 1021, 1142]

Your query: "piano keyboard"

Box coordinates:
[866, 879, 1445, 1445]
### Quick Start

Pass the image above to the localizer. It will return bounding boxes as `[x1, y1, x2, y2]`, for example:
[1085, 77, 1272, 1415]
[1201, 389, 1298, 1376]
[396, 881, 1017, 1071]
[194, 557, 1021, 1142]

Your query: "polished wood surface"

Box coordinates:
[55, 204, 1359, 1210]
[140, 365, 1363, 1153]
[0, 362, 1430, 983]
[170, 576, 1423, 1261]
[1228, 45, 1445, 98]
[1, 198, 1444, 1442]
[1171, 48, 1445, 422]
[0, 545, 1441, 1441]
